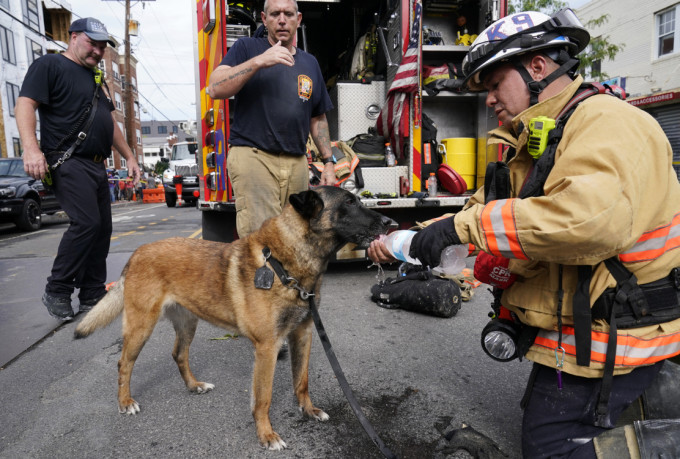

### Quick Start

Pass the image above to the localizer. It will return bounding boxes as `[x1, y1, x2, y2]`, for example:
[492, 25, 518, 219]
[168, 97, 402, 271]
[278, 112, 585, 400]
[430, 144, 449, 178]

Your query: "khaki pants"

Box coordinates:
[227, 145, 309, 237]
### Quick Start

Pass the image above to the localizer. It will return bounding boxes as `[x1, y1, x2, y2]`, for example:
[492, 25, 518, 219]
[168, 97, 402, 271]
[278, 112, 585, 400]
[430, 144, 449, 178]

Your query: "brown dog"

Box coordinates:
[74, 186, 394, 450]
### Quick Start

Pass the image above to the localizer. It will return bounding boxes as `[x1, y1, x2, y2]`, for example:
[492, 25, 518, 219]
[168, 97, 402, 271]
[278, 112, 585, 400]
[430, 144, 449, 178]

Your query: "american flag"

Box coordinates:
[377, 0, 422, 157]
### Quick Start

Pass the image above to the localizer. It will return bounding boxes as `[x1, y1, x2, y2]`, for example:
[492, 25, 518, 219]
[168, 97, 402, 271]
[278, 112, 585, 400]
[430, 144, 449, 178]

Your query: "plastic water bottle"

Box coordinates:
[427, 173, 437, 196]
[385, 143, 396, 167]
[381, 230, 467, 275]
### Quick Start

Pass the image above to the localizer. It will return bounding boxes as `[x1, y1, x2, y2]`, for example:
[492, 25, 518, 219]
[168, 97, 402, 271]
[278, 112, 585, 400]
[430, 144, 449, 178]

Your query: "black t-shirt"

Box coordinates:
[20, 53, 115, 157]
[220, 38, 333, 155]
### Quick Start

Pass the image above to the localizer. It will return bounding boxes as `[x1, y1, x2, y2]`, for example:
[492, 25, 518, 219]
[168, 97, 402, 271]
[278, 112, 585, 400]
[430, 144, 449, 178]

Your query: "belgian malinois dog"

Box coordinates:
[74, 187, 394, 450]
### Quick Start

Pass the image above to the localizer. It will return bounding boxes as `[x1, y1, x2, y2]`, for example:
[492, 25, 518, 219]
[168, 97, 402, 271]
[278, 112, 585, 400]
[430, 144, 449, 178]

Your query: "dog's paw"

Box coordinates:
[300, 406, 330, 422]
[262, 434, 288, 451]
[193, 382, 215, 394]
[118, 399, 140, 415]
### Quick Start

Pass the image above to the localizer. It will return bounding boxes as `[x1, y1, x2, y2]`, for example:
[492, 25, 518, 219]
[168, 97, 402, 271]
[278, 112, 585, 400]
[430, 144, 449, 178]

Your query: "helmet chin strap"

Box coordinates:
[514, 51, 581, 106]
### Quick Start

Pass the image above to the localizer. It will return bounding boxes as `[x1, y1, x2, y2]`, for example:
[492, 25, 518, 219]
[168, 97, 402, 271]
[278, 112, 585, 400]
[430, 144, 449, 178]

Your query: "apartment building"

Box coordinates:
[0, 0, 142, 172]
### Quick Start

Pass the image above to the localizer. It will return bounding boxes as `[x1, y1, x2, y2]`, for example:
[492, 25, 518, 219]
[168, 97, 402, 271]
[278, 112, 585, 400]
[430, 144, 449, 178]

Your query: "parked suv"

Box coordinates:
[0, 158, 61, 231]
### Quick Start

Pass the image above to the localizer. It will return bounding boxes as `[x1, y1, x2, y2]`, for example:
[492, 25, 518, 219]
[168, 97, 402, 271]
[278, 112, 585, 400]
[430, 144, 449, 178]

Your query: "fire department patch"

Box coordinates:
[298, 75, 312, 101]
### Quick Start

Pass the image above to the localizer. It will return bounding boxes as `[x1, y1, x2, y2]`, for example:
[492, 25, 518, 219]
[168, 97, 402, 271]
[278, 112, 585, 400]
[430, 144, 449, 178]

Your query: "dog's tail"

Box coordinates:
[74, 275, 126, 339]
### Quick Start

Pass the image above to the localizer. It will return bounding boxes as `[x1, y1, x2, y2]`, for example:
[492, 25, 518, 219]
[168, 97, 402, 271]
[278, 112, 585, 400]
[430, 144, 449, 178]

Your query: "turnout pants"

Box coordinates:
[227, 145, 309, 238]
[46, 155, 112, 301]
[521, 361, 664, 458]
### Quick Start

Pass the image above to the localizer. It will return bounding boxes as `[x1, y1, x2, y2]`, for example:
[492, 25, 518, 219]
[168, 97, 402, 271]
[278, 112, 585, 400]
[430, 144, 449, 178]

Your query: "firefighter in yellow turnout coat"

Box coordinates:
[368, 8, 680, 458]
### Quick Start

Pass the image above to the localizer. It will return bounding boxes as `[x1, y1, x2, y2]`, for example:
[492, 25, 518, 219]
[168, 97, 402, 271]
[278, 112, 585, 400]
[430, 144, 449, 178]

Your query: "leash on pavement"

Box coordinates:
[262, 249, 397, 458]
[309, 296, 398, 459]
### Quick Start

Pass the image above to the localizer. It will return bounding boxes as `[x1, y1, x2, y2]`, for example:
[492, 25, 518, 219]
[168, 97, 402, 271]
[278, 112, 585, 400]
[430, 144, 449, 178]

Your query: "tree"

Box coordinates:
[507, 0, 624, 80]
[154, 160, 168, 176]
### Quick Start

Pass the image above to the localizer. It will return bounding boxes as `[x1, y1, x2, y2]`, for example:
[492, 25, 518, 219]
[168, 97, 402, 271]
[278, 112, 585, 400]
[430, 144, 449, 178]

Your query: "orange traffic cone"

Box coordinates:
[175, 182, 183, 206]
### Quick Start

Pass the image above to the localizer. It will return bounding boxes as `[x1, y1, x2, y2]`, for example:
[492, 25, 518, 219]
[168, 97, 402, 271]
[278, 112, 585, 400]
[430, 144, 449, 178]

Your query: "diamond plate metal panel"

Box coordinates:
[328, 81, 386, 140]
[358, 166, 408, 195]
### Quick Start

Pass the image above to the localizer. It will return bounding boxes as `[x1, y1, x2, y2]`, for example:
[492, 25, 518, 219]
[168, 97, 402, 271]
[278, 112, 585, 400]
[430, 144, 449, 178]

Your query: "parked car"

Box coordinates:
[0, 158, 61, 231]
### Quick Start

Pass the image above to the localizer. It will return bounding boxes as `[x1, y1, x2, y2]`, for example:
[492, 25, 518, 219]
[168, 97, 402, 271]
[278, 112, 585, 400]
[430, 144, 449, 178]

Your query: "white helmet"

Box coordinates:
[462, 9, 590, 92]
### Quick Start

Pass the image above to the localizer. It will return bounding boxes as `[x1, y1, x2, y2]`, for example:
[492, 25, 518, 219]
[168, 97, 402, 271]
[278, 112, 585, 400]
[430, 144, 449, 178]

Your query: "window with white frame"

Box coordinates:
[136, 129, 141, 145]
[1, 25, 16, 65]
[115, 92, 122, 110]
[118, 121, 125, 139]
[26, 37, 42, 64]
[112, 61, 120, 80]
[657, 5, 678, 57]
[0, 0, 10, 11]
[107, 157, 114, 168]
[7, 82, 20, 116]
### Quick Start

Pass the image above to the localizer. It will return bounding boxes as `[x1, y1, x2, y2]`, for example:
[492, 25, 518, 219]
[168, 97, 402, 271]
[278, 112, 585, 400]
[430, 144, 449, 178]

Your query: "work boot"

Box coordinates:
[42, 293, 74, 321]
[78, 294, 105, 314]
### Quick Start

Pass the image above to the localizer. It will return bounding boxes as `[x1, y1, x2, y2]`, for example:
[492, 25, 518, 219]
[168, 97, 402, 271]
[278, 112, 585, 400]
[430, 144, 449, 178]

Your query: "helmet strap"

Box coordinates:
[514, 53, 580, 106]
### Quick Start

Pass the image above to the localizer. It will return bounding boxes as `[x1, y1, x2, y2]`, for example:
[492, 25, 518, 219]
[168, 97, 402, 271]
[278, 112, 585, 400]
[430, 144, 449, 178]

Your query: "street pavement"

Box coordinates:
[0, 209, 528, 458]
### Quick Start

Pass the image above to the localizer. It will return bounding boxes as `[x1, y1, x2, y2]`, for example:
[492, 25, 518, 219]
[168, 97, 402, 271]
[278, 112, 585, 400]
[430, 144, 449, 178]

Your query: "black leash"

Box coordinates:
[260, 248, 398, 459]
[308, 296, 398, 459]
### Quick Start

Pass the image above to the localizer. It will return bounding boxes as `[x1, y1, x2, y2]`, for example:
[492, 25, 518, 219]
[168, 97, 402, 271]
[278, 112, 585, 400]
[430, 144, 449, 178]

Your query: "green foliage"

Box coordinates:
[508, 0, 567, 14]
[506, 0, 623, 81]
[154, 160, 169, 176]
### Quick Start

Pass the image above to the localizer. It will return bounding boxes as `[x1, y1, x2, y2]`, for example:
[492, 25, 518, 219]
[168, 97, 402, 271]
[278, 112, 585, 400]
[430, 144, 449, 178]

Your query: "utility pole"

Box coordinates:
[123, 0, 136, 162]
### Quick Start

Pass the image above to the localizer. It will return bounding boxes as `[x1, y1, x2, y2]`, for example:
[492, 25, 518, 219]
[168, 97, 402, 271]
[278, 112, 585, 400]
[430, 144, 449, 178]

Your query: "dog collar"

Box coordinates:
[261, 247, 315, 300]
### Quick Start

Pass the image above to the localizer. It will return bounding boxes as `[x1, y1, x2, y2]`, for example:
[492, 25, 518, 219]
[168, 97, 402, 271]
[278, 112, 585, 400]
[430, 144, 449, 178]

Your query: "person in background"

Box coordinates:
[207, 0, 336, 237]
[16, 17, 141, 321]
[369, 9, 680, 457]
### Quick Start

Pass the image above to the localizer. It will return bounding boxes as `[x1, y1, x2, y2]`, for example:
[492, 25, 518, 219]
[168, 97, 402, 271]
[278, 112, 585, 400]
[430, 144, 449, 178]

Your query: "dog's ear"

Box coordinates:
[289, 189, 324, 219]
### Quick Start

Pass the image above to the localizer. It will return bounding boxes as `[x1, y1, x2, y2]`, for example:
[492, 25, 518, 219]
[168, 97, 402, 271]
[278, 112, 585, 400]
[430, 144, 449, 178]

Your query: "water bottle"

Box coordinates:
[427, 173, 437, 196]
[385, 143, 396, 167]
[381, 230, 467, 275]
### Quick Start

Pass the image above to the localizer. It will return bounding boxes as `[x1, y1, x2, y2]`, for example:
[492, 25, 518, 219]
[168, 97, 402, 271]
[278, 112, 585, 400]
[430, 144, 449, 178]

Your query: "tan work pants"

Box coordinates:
[227, 145, 309, 237]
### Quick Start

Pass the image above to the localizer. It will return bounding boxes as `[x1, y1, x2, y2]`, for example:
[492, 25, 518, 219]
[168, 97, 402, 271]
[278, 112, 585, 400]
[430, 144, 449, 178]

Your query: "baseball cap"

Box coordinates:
[69, 17, 115, 47]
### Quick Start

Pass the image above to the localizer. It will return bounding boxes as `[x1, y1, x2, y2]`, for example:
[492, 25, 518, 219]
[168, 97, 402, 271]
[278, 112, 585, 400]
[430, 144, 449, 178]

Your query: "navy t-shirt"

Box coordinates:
[221, 38, 333, 155]
[20, 53, 115, 157]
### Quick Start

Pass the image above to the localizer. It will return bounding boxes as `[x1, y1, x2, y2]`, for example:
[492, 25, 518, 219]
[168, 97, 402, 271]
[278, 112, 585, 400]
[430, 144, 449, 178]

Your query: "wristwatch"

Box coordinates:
[322, 154, 336, 165]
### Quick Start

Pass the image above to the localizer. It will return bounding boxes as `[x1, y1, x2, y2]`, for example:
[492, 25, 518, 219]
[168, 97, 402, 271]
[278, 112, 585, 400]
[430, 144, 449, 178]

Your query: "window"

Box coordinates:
[158, 125, 168, 134]
[657, 6, 678, 57]
[172, 125, 179, 133]
[0, 0, 9, 11]
[115, 92, 122, 110]
[106, 157, 114, 168]
[7, 82, 20, 117]
[13, 138, 22, 157]
[136, 129, 141, 145]
[1, 25, 16, 65]
[118, 121, 125, 139]
[142, 126, 151, 135]
[112, 61, 120, 80]
[22, 0, 39, 30]
[26, 37, 42, 64]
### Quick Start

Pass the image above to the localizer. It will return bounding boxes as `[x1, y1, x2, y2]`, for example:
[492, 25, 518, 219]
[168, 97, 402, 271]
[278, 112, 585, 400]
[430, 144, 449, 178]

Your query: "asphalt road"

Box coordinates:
[0, 201, 528, 458]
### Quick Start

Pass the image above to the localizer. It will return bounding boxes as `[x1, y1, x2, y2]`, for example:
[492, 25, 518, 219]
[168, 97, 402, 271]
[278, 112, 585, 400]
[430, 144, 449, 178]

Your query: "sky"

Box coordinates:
[65, 0, 196, 123]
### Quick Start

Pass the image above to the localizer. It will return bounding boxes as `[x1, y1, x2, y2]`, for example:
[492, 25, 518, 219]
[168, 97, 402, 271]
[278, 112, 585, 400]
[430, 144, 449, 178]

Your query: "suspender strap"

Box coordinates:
[573, 265, 593, 366]
[595, 256, 648, 427]
[595, 300, 618, 428]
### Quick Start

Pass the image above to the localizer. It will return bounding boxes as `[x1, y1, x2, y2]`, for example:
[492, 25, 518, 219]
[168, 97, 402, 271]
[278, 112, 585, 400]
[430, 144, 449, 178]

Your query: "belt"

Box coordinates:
[45, 151, 107, 163]
[592, 268, 680, 328]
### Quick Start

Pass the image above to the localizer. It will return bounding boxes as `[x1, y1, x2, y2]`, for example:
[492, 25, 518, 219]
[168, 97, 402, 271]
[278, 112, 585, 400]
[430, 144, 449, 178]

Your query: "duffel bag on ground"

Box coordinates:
[370, 269, 462, 318]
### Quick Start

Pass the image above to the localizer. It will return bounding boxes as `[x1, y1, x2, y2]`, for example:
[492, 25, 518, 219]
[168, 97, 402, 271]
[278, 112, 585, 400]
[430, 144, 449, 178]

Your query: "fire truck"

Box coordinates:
[192, 0, 507, 253]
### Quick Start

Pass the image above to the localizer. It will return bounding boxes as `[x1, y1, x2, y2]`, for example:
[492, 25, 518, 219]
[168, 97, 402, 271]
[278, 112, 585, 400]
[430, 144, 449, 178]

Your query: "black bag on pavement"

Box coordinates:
[370, 267, 462, 318]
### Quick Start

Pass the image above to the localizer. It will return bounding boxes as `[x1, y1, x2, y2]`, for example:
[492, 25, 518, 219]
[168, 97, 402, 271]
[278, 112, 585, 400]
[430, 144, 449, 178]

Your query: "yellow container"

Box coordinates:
[441, 138, 476, 190]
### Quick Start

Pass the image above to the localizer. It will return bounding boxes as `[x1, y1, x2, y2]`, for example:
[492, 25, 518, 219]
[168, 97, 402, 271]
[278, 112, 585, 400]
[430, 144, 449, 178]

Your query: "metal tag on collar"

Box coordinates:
[254, 249, 274, 290]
